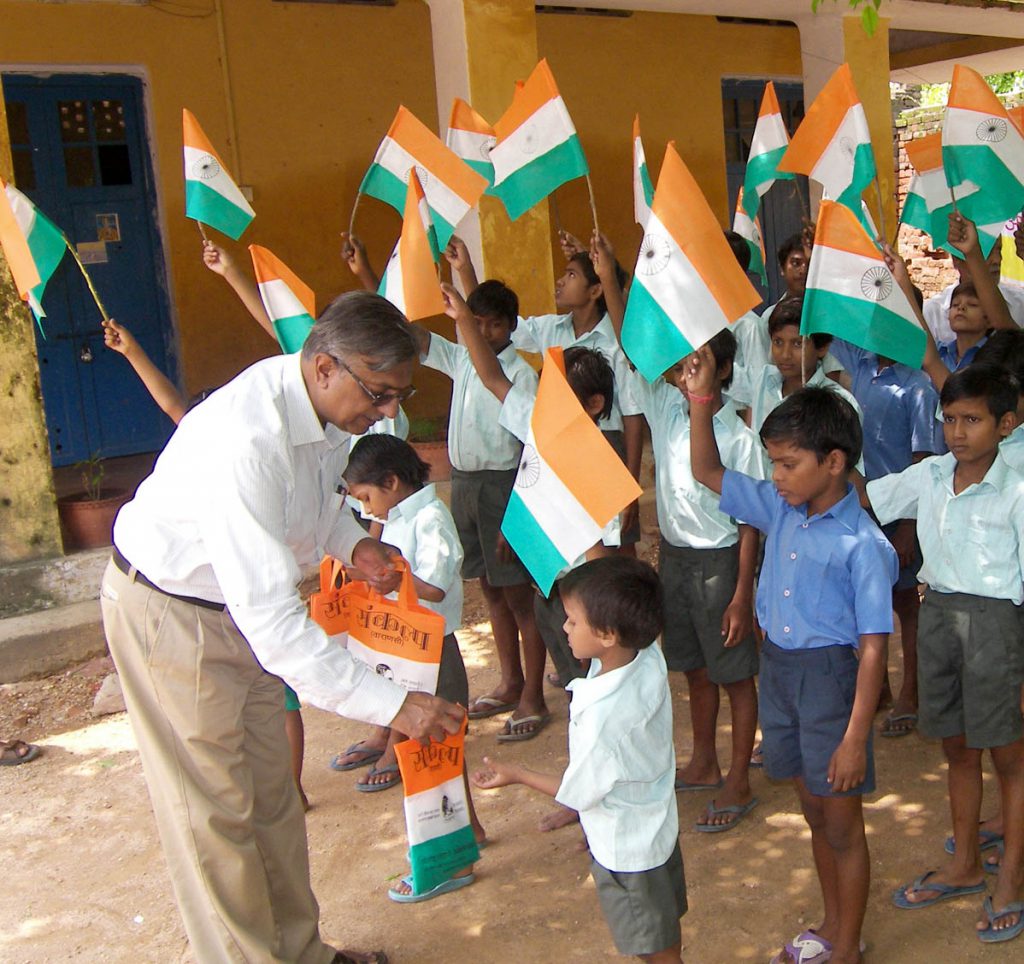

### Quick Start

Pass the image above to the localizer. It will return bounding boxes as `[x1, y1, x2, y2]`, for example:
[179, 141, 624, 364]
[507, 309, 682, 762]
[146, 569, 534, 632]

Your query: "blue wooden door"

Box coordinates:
[3, 74, 175, 466]
[722, 79, 811, 308]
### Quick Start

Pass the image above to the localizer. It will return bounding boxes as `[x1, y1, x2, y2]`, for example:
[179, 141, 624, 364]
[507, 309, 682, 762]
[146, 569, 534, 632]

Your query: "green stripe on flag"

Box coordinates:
[836, 143, 877, 216]
[900, 192, 932, 236]
[742, 147, 791, 219]
[943, 146, 1024, 220]
[640, 163, 654, 208]
[185, 180, 253, 240]
[802, 288, 926, 370]
[408, 824, 480, 896]
[358, 164, 407, 215]
[501, 489, 569, 596]
[746, 239, 767, 286]
[621, 279, 696, 383]
[272, 313, 315, 355]
[492, 136, 589, 221]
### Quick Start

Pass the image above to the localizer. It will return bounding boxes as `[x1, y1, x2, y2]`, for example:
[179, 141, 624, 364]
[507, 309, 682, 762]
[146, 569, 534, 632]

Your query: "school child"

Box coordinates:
[687, 350, 897, 964]
[747, 297, 862, 439]
[723, 230, 771, 410]
[760, 231, 811, 325]
[626, 326, 764, 830]
[866, 364, 1024, 945]
[977, 329, 1024, 471]
[829, 336, 941, 738]
[472, 557, 685, 964]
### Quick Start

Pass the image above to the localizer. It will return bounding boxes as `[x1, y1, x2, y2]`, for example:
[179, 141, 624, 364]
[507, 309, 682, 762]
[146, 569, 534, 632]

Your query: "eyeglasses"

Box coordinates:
[333, 356, 416, 408]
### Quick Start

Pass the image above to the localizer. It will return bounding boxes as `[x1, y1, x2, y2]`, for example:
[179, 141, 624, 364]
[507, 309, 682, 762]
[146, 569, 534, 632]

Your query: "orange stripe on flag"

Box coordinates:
[905, 132, 943, 175]
[182, 109, 228, 171]
[947, 65, 1005, 115]
[449, 98, 492, 136]
[389, 106, 486, 203]
[0, 179, 41, 298]
[1010, 106, 1024, 136]
[533, 348, 642, 526]
[399, 171, 445, 321]
[652, 143, 760, 320]
[396, 720, 466, 798]
[632, 113, 641, 142]
[814, 200, 881, 260]
[777, 64, 860, 175]
[494, 59, 559, 140]
[248, 245, 317, 318]
[760, 80, 782, 119]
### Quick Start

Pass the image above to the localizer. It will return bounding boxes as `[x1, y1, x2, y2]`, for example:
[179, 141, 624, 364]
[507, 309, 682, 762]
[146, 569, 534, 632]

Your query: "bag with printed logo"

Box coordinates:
[308, 556, 366, 635]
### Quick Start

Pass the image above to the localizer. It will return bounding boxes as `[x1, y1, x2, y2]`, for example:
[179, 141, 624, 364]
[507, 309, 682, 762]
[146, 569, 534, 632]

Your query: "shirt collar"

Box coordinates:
[387, 483, 437, 524]
[283, 353, 356, 451]
[565, 646, 647, 711]
[496, 341, 521, 364]
[555, 311, 613, 346]
[929, 450, 1008, 493]
[800, 483, 862, 531]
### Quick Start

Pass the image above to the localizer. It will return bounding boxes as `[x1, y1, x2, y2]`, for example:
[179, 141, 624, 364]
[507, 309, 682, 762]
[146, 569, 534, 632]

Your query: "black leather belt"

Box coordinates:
[112, 546, 226, 612]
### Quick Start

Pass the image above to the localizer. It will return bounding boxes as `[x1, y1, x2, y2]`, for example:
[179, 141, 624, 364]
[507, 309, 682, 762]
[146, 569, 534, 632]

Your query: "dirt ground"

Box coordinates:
[0, 529, 1013, 963]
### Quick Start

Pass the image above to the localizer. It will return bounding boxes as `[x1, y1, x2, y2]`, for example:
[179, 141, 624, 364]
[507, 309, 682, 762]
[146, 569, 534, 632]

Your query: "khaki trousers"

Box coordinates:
[100, 560, 335, 964]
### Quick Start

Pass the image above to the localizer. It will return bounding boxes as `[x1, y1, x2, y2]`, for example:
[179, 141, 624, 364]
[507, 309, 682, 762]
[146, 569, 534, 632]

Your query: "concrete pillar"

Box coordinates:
[425, 0, 555, 314]
[796, 12, 897, 238]
[0, 95, 63, 563]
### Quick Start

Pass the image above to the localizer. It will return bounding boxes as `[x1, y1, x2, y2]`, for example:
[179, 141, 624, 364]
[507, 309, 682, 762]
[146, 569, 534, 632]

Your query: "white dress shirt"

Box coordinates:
[422, 334, 537, 472]
[556, 644, 678, 872]
[113, 353, 408, 726]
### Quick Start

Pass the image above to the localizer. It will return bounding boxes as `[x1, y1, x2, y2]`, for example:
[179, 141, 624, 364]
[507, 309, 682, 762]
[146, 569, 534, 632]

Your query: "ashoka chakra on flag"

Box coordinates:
[192, 154, 221, 179]
[637, 233, 672, 275]
[860, 266, 892, 302]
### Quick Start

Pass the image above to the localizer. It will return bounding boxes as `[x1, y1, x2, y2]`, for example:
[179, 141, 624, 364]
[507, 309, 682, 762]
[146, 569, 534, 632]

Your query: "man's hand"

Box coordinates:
[390, 691, 466, 745]
[202, 240, 233, 276]
[471, 755, 523, 790]
[351, 537, 402, 594]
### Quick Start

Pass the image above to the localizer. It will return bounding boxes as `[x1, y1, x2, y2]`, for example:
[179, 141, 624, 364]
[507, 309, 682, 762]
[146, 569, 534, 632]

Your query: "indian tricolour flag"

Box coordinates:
[778, 63, 876, 226]
[359, 106, 487, 251]
[446, 98, 495, 192]
[1, 180, 68, 326]
[394, 721, 479, 897]
[490, 59, 589, 221]
[732, 187, 767, 285]
[942, 65, 1024, 228]
[249, 245, 316, 354]
[501, 348, 642, 595]
[633, 115, 654, 228]
[621, 143, 760, 383]
[803, 200, 925, 369]
[903, 132, 1003, 258]
[741, 81, 794, 221]
[182, 109, 254, 241]
[378, 170, 445, 322]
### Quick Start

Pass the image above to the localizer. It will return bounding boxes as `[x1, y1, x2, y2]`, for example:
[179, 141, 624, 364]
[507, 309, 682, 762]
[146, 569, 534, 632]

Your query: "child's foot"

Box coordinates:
[538, 804, 579, 832]
[497, 711, 551, 742]
[387, 867, 475, 903]
[330, 739, 386, 771]
[977, 894, 1024, 943]
[467, 687, 521, 719]
[674, 761, 723, 792]
[880, 704, 918, 737]
[892, 868, 986, 908]
[695, 786, 758, 831]
[749, 743, 764, 768]
[356, 748, 401, 792]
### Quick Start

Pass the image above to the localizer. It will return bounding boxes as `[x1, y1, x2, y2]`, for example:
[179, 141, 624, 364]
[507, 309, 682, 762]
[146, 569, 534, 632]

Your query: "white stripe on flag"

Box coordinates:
[404, 776, 468, 846]
[5, 186, 38, 236]
[809, 245, 920, 327]
[945, 106, 1024, 175]
[447, 128, 494, 163]
[750, 112, 789, 157]
[379, 248, 406, 314]
[809, 106, 871, 198]
[257, 279, 308, 324]
[492, 97, 576, 184]
[183, 145, 253, 212]
[372, 137, 470, 228]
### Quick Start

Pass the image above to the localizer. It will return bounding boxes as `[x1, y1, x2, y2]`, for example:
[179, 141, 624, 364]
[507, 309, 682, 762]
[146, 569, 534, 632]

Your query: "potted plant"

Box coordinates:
[56, 453, 130, 551]
[407, 415, 450, 483]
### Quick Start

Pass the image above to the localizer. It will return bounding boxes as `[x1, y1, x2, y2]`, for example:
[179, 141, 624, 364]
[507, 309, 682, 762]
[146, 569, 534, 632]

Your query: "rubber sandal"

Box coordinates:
[978, 895, 1024, 943]
[496, 713, 551, 742]
[891, 870, 986, 909]
[880, 712, 917, 737]
[330, 742, 384, 772]
[769, 930, 832, 964]
[355, 762, 401, 793]
[387, 872, 475, 903]
[467, 696, 516, 720]
[695, 797, 759, 833]
[0, 740, 41, 766]
[943, 827, 1003, 856]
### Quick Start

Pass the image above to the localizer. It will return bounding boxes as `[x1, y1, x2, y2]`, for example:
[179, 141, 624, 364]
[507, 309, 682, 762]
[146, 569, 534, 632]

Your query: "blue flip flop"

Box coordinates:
[978, 896, 1024, 943]
[943, 828, 1003, 856]
[355, 762, 401, 793]
[891, 870, 986, 909]
[695, 797, 759, 833]
[674, 777, 724, 792]
[387, 872, 475, 903]
[330, 742, 384, 772]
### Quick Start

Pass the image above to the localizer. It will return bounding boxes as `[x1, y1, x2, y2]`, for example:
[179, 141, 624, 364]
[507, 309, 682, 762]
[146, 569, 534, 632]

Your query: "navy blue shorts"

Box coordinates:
[759, 640, 875, 797]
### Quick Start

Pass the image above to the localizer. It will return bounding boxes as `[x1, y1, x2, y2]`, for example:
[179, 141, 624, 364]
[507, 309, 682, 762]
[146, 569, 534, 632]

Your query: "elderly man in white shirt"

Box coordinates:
[101, 292, 463, 964]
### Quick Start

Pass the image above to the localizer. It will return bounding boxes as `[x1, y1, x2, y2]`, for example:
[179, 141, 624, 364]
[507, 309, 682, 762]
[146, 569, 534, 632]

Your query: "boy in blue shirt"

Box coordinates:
[867, 363, 1024, 945]
[687, 349, 897, 964]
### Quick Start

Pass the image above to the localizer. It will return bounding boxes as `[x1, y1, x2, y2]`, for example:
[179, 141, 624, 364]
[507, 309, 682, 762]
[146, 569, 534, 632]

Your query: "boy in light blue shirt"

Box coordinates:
[688, 347, 897, 964]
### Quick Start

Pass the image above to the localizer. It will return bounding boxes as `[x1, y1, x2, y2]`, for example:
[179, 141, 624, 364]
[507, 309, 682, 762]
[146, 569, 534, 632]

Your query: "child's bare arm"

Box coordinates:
[722, 525, 757, 647]
[340, 232, 379, 291]
[584, 540, 616, 562]
[103, 319, 187, 424]
[411, 574, 445, 604]
[591, 230, 625, 336]
[883, 243, 947, 391]
[202, 240, 275, 341]
[439, 282, 513, 401]
[828, 632, 887, 793]
[472, 755, 562, 797]
[443, 236, 479, 294]
[684, 345, 726, 494]
[949, 212, 1014, 330]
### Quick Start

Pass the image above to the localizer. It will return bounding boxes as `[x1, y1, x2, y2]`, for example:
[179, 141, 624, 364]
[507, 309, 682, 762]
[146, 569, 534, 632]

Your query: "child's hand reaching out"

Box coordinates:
[443, 236, 471, 273]
[472, 756, 521, 790]
[102, 318, 138, 358]
[202, 240, 233, 276]
[439, 282, 473, 324]
[684, 344, 718, 400]
[558, 229, 586, 259]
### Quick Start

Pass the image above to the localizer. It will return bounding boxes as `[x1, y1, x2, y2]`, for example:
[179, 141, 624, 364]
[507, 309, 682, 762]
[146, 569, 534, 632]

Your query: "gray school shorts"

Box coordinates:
[436, 633, 469, 708]
[592, 840, 687, 957]
[917, 590, 1024, 749]
[759, 640, 876, 797]
[660, 539, 759, 685]
[451, 468, 532, 587]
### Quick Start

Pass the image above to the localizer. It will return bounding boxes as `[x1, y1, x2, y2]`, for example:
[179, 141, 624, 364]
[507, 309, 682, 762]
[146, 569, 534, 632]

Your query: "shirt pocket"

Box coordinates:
[801, 539, 849, 621]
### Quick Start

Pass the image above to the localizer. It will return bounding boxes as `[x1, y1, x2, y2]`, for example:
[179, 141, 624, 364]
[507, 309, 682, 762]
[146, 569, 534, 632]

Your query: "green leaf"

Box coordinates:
[861, 4, 879, 35]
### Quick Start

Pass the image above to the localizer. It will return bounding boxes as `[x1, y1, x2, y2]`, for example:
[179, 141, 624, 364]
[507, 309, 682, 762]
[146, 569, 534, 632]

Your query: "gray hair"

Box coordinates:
[302, 291, 418, 372]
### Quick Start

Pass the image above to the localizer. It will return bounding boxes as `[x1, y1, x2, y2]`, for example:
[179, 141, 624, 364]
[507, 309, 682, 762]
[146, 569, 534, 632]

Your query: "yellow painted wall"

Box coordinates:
[0, 0, 443, 409]
[536, 11, 802, 268]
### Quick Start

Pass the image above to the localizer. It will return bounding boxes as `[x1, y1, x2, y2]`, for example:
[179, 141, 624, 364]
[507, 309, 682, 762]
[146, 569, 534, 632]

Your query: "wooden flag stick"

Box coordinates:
[872, 177, 888, 246]
[585, 173, 600, 235]
[196, 219, 209, 242]
[549, 193, 564, 236]
[66, 239, 109, 321]
[348, 193, 362, 241]
[792, 179, 810, 223]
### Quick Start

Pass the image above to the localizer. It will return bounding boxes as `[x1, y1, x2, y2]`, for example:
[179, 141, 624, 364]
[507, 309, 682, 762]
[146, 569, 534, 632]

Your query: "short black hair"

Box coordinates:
[760, 385, 862, 472]
[940, 362, 1020, 420]
[724, 230, 751, 273]
[344, 434, 430, 490]
[564, 346, 614, 421]
[558, 557, 663, 650]
[707, 327, 737, 389]
[777, 232, 807, 269]
[950, 282, 978, 303]
[467, 280, 518, 330]
[909, 283, 925, 311]
[767, 295, 803, 335]
[974, 329, 1024, 386]
[568, 250, 628, 318]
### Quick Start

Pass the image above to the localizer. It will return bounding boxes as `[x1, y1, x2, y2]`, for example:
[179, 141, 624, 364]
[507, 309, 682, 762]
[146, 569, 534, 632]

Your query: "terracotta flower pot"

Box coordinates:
[57, 489, 130, 552]
[411, 440, 451, 483]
